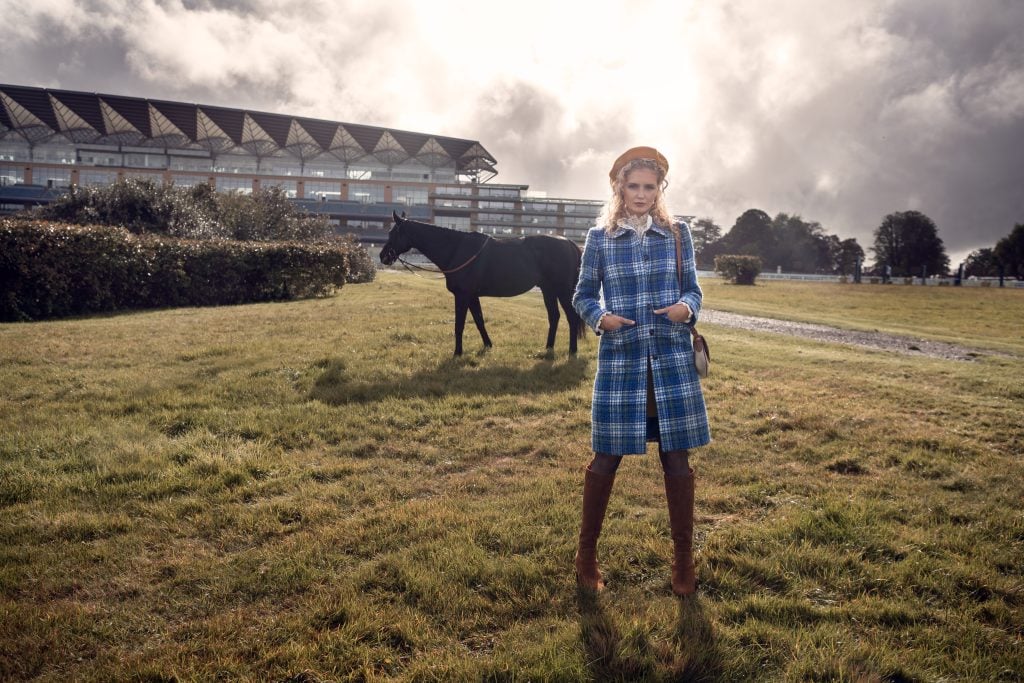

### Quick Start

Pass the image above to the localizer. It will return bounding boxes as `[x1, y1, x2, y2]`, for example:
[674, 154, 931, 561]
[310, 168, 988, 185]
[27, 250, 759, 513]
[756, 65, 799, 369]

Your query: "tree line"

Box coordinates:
[690, 208, 1023, 279]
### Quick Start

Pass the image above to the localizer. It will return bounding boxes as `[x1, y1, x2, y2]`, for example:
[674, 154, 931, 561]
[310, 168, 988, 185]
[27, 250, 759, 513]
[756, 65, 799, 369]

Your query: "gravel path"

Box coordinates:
[700, 309, 1003, 361]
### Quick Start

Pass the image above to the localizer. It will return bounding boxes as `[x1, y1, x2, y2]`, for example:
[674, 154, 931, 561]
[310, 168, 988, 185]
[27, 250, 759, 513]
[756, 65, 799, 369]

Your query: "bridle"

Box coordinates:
[394, 235, 492, 276]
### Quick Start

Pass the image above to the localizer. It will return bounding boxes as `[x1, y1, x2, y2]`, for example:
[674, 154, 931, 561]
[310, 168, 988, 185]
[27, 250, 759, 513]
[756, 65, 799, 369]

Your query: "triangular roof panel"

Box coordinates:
[49, 93, 101, 142]
[342, 124, 384, 154]
[373, 130, 409, 166]
[99, 98, 144, 143]
[435, 137, 475, 160]
[0, 91, 54, 143]
[415, 138, 452, 168]
[284, 119, 322, 160]
[248, 111, 291, 148]
[101, 94, 151, 137]
[195, 108, 237, 153]
[240, 113, 279, 156]
[201, 106, 244, 145]
[294, 117, 338, 150]
[389, 130, 426, 156]
[0, 85, 59, 130]
[148, 104, 191, 147]
[150, 100, 197, 141]
[49, 90, 105, 132]
[328, 125, 367, 162]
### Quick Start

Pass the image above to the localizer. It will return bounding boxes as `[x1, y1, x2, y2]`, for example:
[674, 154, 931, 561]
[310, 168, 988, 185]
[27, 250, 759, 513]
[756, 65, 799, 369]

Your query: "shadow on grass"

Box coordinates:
[575, 588, 722, 682]
[673, 596, 723, 682]
[309, 355, 589, 404]
[576, 587, 654, 681]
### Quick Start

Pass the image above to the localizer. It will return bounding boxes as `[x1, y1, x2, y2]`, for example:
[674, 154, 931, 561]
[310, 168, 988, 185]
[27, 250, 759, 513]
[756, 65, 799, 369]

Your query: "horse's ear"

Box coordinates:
[401, 211, 407, 219]
[393, 210, 404, 223]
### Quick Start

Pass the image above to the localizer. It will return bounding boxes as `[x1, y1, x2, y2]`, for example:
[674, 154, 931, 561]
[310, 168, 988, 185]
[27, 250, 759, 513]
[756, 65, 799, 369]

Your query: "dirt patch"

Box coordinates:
[701, 309, 1006, 361]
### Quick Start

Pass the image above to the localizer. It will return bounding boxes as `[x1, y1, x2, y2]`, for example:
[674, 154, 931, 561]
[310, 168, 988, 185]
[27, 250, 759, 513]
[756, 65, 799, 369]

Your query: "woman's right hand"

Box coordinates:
[599, 314, 636, 332]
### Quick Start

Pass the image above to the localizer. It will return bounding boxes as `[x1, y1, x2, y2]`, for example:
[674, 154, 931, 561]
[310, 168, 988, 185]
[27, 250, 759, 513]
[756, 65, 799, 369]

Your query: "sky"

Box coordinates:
[2, 0, 1023, 263]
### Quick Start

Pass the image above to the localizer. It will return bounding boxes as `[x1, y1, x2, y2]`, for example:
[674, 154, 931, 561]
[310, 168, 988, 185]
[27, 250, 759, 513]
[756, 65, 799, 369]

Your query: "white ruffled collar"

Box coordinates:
[616, 213, 653, 236]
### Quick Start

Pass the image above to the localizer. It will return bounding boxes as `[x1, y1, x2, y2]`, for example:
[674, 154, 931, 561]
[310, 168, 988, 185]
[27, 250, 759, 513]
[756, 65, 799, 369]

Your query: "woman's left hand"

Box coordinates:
[653, 303, 692, 323]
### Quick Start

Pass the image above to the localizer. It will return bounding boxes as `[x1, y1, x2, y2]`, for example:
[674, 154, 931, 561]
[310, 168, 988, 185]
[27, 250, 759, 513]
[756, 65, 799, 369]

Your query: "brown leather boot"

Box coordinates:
[664, 468, 697, 596]
[575, 466, 615, 591]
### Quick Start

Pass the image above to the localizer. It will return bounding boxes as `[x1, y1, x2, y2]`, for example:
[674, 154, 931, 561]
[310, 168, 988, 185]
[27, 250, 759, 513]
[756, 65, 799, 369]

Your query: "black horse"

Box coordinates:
[380, 211, 586, 355]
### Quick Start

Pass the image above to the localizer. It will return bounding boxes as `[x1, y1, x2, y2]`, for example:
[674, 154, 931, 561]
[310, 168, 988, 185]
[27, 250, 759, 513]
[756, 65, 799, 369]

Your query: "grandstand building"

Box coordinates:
[0, 84, 603, 243]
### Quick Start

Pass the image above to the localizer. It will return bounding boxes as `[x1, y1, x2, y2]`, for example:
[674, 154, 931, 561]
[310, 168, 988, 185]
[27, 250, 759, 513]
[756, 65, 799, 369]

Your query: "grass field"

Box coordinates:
[2, 271, 1022, 681]
[702, 278, 1024, 355]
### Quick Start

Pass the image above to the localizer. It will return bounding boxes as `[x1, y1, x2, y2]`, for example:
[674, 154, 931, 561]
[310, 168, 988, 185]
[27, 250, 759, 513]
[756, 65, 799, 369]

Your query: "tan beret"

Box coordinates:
[609, 146, 669, 182]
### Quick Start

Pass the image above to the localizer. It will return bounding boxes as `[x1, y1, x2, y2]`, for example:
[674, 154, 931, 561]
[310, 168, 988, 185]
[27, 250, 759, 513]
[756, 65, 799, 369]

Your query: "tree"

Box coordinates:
[716, 209, 775, 264]
[770, 213, 833, 273]
[871, 210, 949, 277]
[994, 223, 1024, 279]
[963, 248, 1000, 277]
[832, 237, 865, 276]
[714, 254, 762, 285]
[689, 217, 722, 268]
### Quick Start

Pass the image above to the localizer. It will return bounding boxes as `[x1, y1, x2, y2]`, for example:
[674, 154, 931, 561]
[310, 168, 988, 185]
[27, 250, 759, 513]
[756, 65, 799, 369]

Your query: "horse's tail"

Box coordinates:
[567, 239, 587, 342]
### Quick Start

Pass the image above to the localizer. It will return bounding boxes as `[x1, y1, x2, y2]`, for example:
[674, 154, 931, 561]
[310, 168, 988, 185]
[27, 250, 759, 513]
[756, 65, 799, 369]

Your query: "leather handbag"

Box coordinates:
[674, 226, 710, 379]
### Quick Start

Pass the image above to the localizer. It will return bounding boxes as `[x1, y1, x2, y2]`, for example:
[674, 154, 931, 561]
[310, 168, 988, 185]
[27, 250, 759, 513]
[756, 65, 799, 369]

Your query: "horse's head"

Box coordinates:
[380, 211, 412, 265]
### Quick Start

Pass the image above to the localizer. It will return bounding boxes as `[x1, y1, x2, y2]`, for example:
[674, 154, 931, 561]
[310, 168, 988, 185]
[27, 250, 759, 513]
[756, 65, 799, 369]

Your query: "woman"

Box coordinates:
[572, 146, 710, 596]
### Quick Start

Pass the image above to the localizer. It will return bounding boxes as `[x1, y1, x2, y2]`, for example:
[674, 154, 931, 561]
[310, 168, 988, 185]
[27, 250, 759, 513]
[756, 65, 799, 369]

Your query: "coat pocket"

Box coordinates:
[602, 323, 641, 346]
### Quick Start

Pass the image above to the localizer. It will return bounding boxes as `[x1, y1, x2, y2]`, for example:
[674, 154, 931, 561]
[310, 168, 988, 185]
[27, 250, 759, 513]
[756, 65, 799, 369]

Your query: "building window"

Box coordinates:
[171, 174, 208, 187]
[524, 201, 558, 212]
[0, 165, 25, 185]
[79, 171, 119, 187]
[565, 215, 597, 227]
[217, 176, 254, 194]
[478, 212, 514, 223]
[125, 152, 167, 169]
[478, 186, 520, 198]
[393, 185, 429, 205]
[349, 183, 384, 203]
[478, 200, 514, 210]
[32, 167, 73, 188]
[305, 163, 347, 179]
[434, 198, 471, 208]
[34, 144, 77, 165]
[565, 202, 602, 214]
[0, 141, 30, 162]
[306, 181, 342, 200]
[435, 184, 473, 196]
[345, 219, 387, 231]
[479, 224, 515, 235]
[80, 151, 122, 166]
[436, 216, 471, 231]
[215, 155, 259, 174]
[170, 156, 212, 172]
[525, 214, 559, 226]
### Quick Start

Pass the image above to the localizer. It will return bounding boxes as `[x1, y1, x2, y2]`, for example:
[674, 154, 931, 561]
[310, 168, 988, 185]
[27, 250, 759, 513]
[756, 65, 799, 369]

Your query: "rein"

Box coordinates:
[397, 235, 491, 276]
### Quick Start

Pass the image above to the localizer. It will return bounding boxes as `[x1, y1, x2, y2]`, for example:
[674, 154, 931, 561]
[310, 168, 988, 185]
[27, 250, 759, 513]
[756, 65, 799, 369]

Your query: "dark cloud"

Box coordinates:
[1, 0, 1020, 259]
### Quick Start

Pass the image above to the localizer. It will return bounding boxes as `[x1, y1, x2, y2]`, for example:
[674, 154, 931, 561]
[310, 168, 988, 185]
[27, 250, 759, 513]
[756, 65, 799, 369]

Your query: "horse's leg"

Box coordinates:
[468, 296, 493, 349]
[453, 293, 469, 356]
[541, 288, 559, 350]
[557, 289, 580, 354]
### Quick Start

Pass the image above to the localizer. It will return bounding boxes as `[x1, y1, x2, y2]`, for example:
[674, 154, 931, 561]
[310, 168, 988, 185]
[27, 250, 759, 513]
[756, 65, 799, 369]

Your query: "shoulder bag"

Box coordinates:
[674, 225, 710, 379]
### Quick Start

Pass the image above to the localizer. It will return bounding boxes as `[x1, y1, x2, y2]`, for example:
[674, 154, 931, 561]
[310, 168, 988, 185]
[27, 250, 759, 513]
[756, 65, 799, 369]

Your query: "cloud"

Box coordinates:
[1, 0, 1021, 260]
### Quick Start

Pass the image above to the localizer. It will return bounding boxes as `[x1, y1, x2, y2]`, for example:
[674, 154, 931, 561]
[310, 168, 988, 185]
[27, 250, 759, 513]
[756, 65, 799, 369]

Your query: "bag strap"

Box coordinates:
[673, 225, 700, 341]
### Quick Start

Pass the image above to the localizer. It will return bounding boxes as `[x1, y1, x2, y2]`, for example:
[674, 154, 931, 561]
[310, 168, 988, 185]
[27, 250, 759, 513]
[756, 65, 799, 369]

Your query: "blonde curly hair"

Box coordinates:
[599, 157, 676, 234]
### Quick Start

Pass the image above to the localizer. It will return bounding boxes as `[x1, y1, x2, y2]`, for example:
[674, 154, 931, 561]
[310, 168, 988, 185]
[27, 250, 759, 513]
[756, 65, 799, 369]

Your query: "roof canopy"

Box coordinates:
[0, 84, 497, 177]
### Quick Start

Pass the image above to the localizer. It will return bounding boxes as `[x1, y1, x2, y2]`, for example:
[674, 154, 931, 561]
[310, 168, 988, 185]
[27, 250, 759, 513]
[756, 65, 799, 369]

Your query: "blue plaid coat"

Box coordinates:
[573, 221, 711, 455]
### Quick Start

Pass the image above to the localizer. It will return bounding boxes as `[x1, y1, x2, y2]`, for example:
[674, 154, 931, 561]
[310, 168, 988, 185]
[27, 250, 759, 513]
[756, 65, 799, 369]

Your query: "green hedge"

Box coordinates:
[1, 219, 353, 321]
[714, 254, 763, 285]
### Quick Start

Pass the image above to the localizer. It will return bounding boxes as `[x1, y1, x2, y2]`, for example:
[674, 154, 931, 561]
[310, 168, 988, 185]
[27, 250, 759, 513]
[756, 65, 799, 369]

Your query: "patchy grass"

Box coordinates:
[1, 271, 1022, 681]
[703, 277, 1024, 355]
